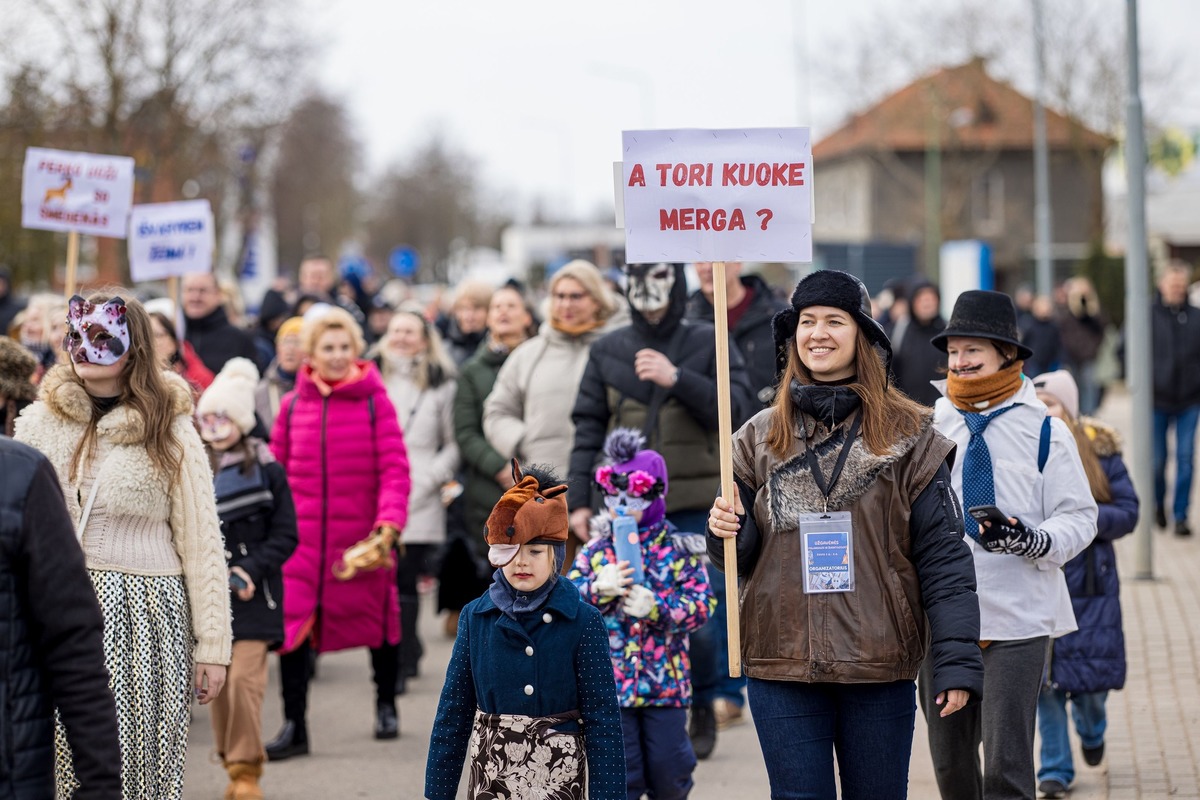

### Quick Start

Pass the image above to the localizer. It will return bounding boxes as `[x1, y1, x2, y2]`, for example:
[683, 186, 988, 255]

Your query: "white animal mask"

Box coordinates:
[64, 295, 130, 365]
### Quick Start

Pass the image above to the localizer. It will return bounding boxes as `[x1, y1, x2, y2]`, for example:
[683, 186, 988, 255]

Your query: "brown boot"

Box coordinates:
[226, 762, 264, 800]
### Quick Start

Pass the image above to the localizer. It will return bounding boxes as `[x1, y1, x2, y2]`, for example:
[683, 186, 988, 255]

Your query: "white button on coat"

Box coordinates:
[542, 613, 552, 623]
[525, 646, 534, 656]
[524, 684, 534, 696]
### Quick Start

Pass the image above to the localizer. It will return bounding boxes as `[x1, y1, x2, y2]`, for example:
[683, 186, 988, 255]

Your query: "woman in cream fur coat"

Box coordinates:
[16, 292, 231, 800]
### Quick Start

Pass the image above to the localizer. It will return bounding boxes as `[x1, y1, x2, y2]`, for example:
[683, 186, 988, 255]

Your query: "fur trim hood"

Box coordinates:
[39, 364, 193, 443]
[1080, 416, 1121, 459]
[768, 413, 935, 525]
[0, 337, 38, 403]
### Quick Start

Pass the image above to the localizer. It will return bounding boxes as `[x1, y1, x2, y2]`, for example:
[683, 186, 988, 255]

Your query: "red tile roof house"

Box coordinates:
[812, 58, 1112, 290]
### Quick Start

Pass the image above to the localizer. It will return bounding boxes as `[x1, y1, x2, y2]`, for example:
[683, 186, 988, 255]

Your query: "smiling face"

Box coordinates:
[550, 276, 600, 328]
[795, 306, 858, 381]
[946, 336, 1006, 379]
[310, 327, 356, 383]
[501, 542, 556, 593]
[487, 288, 532, 340]
[385, 313, 427, 358]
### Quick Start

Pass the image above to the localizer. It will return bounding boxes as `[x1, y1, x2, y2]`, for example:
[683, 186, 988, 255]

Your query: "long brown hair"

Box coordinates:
[767, 326, 927, 459]
[1062, 415, 1113, 504]
[68, 292, 184, 482]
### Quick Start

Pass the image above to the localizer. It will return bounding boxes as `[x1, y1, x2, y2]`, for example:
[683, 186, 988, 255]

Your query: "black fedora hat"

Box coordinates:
[930, 290, 1033, 361]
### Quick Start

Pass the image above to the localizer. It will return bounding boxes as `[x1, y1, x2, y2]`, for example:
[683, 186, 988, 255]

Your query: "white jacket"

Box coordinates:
[933, 377, 1098, 640]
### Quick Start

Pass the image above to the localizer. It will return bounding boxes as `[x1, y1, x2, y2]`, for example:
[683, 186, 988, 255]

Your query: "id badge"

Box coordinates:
[799, 512, 854, 594]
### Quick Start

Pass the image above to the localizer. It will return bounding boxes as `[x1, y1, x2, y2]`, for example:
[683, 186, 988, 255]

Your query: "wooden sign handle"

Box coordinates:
[711, 261, 741, 678]
[64, 231, 80, 297]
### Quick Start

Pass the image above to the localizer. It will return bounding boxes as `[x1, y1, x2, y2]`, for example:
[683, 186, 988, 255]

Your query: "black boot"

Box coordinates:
[265, 719, 309, 761]
[689, 702, 717, 760]
[375, 701, 399, 740]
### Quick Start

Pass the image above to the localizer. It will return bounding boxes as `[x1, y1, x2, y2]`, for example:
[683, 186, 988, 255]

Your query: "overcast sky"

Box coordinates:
[315, 0, 1198, 222]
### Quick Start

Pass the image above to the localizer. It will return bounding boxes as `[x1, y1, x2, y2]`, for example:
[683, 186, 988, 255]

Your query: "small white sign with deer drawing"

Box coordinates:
[22, 147, 135, 239]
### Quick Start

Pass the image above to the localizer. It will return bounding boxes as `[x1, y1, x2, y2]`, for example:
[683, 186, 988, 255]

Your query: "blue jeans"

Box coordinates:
[747, 678, 916, 800]
[1152, 405, 1199, 522]
[1037, 687, 1108, 787]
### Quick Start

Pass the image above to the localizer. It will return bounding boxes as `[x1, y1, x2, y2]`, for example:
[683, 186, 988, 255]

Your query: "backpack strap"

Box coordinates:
[1038, 415, 1052, 473]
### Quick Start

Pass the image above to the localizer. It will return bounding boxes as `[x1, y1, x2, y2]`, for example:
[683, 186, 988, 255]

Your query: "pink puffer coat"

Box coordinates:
[271, 361, 410, 653]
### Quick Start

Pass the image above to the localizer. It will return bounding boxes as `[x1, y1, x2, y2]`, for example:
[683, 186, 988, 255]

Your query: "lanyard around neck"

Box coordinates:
[804, 412, 863, 513]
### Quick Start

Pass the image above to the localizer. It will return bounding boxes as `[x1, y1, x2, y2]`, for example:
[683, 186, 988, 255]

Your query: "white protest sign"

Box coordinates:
[621, 127, 813, 263]
[128, 200, 215, 282]
[22, 147, 135, 238]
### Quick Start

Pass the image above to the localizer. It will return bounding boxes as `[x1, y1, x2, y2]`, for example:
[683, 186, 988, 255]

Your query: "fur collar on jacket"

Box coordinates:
[768, 413, 934, 527]
[1080, 416, 1121, 458]
[39, 363, 193, 443]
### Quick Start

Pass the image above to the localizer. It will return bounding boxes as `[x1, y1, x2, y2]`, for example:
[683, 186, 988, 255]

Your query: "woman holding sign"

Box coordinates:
[706, 269, 982, 800]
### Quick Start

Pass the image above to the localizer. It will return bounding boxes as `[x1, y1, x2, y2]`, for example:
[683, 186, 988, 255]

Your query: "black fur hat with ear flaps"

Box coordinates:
[771, 269, 893, 381]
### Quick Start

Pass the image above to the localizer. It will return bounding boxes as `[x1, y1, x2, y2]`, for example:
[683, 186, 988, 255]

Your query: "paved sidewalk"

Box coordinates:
[183, 386, 1200, 799]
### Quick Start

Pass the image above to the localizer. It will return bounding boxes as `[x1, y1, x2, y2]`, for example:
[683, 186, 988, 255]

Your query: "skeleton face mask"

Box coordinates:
[625, 263, 676, 316]
[64, 296, 130, 365]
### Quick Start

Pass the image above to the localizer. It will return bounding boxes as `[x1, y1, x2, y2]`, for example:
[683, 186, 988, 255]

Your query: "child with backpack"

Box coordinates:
[569, 428, 715, 800]
[197, 358, 298, 800]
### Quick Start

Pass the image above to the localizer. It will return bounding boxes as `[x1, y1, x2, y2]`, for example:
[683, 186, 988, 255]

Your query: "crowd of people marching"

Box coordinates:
[0, 254, 1198, 800]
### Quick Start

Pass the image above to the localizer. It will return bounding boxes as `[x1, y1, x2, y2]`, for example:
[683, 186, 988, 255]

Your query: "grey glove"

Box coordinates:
[980, 516, 1051, 559]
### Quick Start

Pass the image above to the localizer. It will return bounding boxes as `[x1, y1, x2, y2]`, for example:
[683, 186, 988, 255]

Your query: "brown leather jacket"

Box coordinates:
[710, 407, 982, 696]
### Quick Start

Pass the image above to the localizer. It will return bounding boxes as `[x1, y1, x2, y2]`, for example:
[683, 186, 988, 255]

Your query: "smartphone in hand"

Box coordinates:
[967, 504, 1011, 531]
[229, 572, 249, 592]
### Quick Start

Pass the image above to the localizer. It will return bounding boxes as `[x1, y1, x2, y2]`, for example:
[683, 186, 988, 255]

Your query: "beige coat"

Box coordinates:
[483, 321, 613, 478]
[379, 357, 459, 544]
[15, 365, 232, 665]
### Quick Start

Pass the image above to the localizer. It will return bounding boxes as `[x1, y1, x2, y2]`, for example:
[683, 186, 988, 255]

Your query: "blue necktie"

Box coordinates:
[960, 405, 1020, 541]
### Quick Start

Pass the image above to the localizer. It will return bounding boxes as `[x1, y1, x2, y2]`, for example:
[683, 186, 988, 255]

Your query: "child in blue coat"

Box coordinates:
[569, 429, 715, 800]
[425, 461, 625, 800]
[1033, 371, 1139, 799]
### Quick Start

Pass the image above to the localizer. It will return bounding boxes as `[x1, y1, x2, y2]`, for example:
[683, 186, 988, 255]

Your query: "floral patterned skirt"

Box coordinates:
[468, 709, 586, 799]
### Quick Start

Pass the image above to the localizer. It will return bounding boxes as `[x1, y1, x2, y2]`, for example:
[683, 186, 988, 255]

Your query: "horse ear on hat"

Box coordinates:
[930, 290, 1033, 361]
[485, 459, 569, 567]
[770, 269, 894, 382]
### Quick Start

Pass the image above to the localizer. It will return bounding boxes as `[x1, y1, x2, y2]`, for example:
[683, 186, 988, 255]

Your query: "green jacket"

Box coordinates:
[453, 341, 511, 537]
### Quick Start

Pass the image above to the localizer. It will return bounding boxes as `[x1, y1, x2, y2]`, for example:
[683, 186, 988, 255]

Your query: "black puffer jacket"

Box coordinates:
[1151, 296, 1200, 412]
[214, 445, 297, 645]
[0, 438, 121, 799]
[569, 318, 754, 514]
[686, 273, 789, 408]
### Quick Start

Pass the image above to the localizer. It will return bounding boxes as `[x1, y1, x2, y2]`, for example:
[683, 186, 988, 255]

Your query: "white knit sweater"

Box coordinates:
[15, 365, 232, 666]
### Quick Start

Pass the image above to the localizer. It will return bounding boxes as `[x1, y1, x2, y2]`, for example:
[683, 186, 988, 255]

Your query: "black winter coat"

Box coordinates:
[686, 274, 789, 408]
[215, 451, 298, 645]
[0, 439, 120, 800]
[185, 307, 267, 375]
[569, 319, 754, 514]
[891, 315, 947, 407]
[1151, 297, 1200, 412]
[1050, 436, 1139, 694]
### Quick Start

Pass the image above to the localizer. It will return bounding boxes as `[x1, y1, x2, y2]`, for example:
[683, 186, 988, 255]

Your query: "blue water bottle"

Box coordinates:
[610, 506, 644, 584]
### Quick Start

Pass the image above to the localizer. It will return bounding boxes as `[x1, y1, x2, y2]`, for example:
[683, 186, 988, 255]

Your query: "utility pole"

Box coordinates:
[1032, 0, 1054, 298]
[1124, 0, 1155, 579]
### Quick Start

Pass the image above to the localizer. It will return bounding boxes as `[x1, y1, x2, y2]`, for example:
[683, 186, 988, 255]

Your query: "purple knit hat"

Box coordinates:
[594, 428, 668, 527]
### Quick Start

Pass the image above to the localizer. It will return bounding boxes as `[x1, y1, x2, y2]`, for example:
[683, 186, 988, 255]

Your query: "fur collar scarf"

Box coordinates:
[768, 412, 933, 527]
[1080, 416, 1120, 458]
[39, 364, 193, 444]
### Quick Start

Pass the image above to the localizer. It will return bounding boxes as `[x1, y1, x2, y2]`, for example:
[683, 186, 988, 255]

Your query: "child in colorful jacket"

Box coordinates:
[569, 428, 715, 800]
